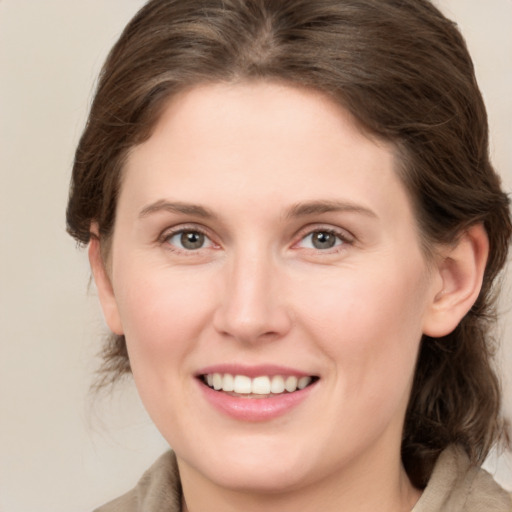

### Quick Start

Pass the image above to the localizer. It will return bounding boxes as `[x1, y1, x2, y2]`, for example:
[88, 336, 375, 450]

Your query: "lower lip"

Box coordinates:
[197, 379, 317, 422]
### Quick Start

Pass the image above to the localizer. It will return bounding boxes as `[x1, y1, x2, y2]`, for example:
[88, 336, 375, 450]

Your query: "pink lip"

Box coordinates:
[196, 375, 318, 423]
[196, 364, 313, 379]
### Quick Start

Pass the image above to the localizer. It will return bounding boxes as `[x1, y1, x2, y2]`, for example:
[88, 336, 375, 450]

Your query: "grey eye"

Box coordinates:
[299, 230, 343, 250]
[167, 230, 210, 250]
[181, 231, 205, 249]
[311, 231, 337, 249]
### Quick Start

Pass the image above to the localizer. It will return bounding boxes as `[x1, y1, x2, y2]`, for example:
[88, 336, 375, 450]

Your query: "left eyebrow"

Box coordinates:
[285, 200, 377, 219]
[138, 200, 217, 220]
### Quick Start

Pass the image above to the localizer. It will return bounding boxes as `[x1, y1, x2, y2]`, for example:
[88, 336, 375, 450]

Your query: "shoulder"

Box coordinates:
[93, 451, 181, 512]
[464, 467, 512, 511]
[414, 446, 512, 512]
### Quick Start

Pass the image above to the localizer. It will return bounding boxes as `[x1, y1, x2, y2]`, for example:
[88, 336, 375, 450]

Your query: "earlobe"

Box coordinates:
[422, 224, 489, 338]
[88, 230, 124, 335]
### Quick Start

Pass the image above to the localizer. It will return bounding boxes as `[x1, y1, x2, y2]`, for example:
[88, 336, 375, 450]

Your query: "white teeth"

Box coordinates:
[233, 375, 252, 394]
[222, 373, 234, 392]
[212, 373, 223, 390]
[252, 376, 271, 395]
[298, 376, 312, 390]
[270, 375, 285, 394]
[285, 376, 298, 392]
[204, 373, 315, 395]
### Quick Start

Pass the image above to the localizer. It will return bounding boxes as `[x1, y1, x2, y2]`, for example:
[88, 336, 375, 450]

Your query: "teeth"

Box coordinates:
[285, 376, 298, 392]
[233, 375, 252, 394]
[204, 373, 315, 395]
[298, 376, 312, 389]
[252, 376, 271, 394]
[222, 373, 234, 392]
[212, 373, 223, 390]
[270, 375, 285, 394]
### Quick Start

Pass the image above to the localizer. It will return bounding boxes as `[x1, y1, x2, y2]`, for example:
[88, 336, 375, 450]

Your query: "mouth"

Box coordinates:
[200, 373, 319, 398]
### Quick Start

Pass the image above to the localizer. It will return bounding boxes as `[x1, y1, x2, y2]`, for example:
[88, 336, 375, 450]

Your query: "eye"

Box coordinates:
[297, 229, 348, 250]
[165, 229, 214, 251]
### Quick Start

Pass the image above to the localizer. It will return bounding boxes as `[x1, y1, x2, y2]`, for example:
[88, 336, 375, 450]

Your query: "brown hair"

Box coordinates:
[67, 0, 511, 487]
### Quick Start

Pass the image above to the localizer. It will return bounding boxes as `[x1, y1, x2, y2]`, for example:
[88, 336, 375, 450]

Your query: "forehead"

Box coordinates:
[119, 81, 414, 230]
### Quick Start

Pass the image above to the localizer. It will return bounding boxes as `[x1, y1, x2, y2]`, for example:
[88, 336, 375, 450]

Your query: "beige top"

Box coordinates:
[94, 446, 511, 511]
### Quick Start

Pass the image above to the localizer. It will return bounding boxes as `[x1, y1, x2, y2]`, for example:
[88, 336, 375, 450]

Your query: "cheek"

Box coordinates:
[296, 261, 428, 396]
[111, 264, 214, 429]
[112, 262, 213, 370]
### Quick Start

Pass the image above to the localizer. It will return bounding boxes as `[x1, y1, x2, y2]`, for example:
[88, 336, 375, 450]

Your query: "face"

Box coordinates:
[95, 82, 443, 494]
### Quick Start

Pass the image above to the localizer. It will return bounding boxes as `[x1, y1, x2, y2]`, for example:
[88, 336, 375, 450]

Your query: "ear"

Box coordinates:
[422, 223, 489, 338]
[88, 227, 124, 335]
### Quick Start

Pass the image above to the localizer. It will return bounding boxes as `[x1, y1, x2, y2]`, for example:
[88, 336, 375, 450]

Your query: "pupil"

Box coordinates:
[181, 231, 204, 250]
[313, 231, 335, 249]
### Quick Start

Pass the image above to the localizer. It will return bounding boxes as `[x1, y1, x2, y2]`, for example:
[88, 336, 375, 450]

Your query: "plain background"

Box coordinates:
[0, 1, 511, 510]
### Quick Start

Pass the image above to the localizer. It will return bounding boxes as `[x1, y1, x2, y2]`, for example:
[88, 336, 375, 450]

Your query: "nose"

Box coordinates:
[213, 249, 292, 344]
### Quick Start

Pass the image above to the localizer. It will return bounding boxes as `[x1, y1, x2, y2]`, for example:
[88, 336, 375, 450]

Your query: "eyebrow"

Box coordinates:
[285, 200, 377, 219]
[138, 199, 377, 221]
[138, 200, 216, 219]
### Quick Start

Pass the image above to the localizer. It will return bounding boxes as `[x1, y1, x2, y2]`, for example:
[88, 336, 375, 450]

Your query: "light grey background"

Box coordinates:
[1, 1, 511, 511]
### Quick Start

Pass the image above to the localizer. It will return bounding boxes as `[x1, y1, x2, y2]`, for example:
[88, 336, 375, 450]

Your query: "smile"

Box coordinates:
[202, 373, 317, 397]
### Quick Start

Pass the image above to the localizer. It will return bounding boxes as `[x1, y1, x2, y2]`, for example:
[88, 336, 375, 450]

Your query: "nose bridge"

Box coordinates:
[213, 243, 291, 343]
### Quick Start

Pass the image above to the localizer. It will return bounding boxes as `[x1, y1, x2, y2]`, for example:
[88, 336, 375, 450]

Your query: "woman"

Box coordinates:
[67, 0, 512, 510]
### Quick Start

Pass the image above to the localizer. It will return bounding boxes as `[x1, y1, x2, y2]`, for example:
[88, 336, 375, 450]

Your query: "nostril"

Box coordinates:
[213, 308, 292, 345]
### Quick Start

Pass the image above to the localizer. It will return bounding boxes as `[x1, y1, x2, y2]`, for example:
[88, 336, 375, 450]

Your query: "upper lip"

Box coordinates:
[195, 364, 316, 379]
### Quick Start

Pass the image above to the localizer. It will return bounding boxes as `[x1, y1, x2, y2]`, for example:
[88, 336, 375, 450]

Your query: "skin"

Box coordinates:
[90, 82, 488, 512]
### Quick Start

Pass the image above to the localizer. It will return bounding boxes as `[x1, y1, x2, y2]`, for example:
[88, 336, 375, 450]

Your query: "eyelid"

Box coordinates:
[157, 222, 355, 252]
[292, 224, 355, 249]
[159, 223, 219, 251]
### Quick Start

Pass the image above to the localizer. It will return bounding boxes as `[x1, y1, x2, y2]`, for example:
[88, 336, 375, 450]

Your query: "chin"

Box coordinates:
[207, 462, 309, 494]
[180, 436, 317, 494]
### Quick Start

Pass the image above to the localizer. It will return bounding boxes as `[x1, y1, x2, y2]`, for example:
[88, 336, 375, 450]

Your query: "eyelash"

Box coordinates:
[159, 224, 354, 254]
[159, 225, 217, 254]
[293, 226, 354, 253]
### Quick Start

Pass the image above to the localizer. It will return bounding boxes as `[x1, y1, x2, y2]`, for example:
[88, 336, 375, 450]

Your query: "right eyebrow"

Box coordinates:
[138, 200, 217, 220]
[284, 199, 377, 220]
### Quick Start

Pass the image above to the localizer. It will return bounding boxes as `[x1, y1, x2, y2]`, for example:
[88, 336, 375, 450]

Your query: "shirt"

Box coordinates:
[94, 445, 512, 511]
